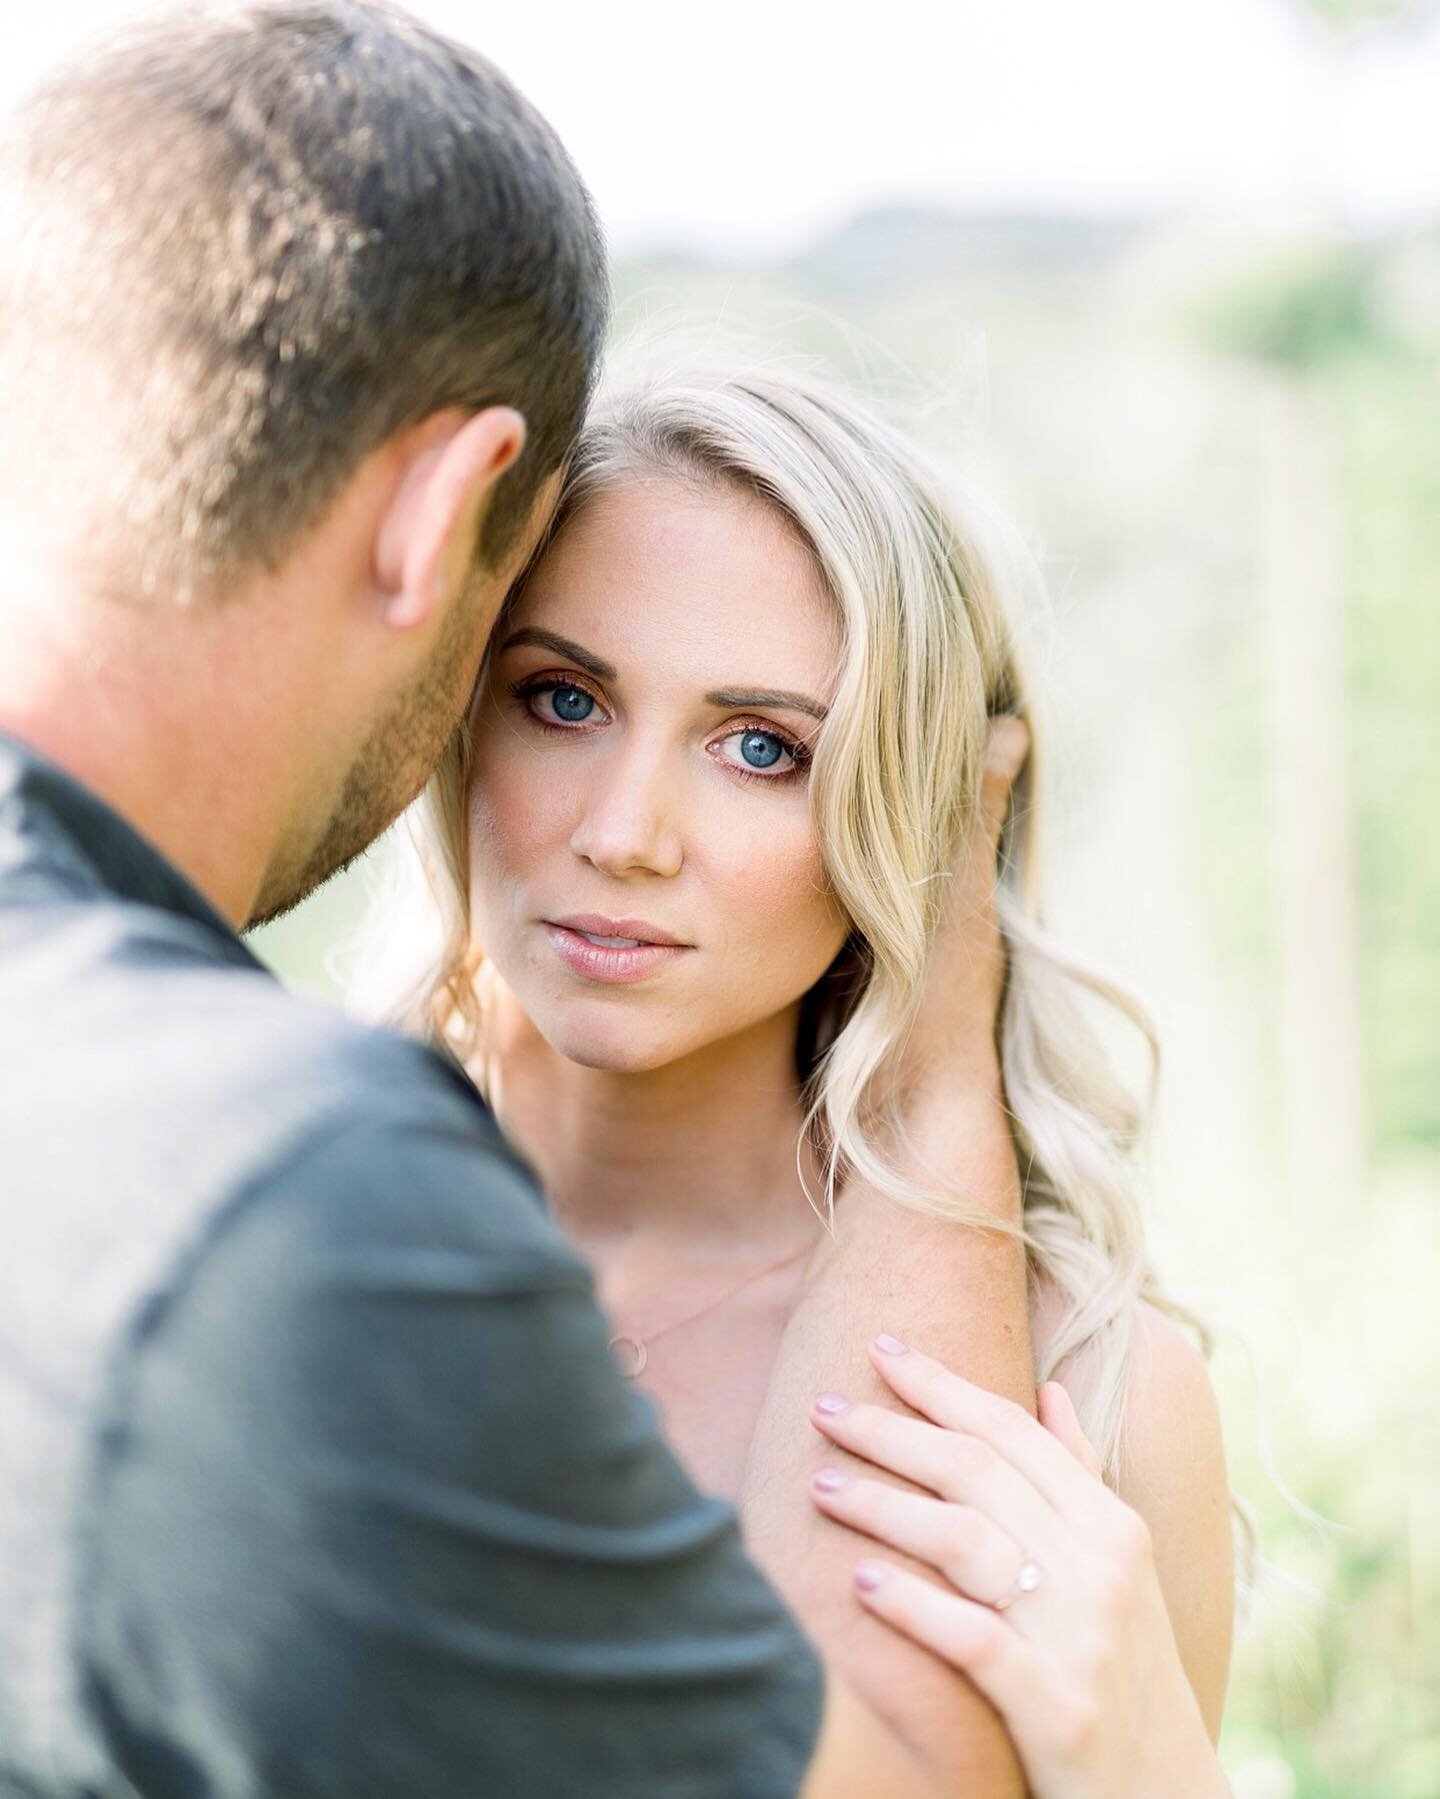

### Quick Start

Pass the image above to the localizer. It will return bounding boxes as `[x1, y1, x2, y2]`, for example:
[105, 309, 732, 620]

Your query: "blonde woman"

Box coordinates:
[356, 361, 1235, 1793]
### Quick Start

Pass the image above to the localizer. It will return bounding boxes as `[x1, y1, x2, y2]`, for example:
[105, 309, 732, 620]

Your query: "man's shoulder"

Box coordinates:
[179, 962, 493, 1141]
[139, 972, 557, 1263]
[217, 1006, 565, 1264]
[11, 867, 499, 1152]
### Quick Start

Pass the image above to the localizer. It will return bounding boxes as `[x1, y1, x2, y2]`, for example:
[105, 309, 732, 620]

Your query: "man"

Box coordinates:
[0, 5, 1033, 1793]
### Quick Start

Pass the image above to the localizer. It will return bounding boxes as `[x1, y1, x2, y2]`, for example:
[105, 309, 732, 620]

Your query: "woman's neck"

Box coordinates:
[477, 984, 821, 1260]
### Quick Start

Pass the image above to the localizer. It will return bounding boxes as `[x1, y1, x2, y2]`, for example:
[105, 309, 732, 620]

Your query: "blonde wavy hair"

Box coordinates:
[348, 356, 1213, 1484]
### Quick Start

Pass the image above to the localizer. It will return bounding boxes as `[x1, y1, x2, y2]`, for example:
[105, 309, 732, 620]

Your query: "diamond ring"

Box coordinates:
[992, 1558, 1042, 1611]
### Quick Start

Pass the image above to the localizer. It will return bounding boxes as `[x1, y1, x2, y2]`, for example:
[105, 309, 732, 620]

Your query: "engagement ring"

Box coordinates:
[992, 1559, 1043, 1611]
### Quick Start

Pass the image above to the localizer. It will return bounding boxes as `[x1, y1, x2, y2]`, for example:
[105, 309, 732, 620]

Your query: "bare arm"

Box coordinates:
[743, 1106, 1033, 1796]
[801, 1675, 952, 1799]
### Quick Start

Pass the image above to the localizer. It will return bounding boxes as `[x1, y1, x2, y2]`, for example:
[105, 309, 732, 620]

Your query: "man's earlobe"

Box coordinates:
[375, 406, 527, 631]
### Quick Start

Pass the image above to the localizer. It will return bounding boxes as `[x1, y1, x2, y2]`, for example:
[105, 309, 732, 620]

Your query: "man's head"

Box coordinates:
[0, 0, 607, 923]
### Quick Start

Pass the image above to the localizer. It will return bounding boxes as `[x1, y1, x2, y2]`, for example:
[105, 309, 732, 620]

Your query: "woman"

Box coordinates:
[354, 359, 1235, 1793]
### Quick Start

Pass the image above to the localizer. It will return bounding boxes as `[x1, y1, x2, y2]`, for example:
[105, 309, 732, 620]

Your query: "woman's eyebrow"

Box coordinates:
[705, 686, 828, 723]
[496, 626, 617, 681]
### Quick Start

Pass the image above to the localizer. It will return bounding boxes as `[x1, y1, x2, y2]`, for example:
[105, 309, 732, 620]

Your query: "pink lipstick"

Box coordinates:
[545, 914, 691, 985]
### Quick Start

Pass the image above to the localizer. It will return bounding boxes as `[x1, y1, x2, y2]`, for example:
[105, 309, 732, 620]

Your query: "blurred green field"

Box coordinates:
[253, 215, 1440, 1796]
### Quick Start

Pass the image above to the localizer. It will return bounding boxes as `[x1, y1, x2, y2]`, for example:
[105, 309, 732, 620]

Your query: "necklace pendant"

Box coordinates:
[609, 1333, 648, 1380]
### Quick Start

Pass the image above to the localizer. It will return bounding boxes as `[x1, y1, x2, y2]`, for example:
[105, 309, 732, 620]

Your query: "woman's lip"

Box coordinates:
[544, 923, 689, 985]
[550, 913, 688, 949]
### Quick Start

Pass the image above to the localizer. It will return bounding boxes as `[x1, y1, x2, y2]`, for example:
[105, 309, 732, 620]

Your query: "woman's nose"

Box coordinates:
[568, 755, 683, 880]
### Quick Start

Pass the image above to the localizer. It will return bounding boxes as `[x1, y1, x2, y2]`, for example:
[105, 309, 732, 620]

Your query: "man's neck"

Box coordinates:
[0, 589, 311, 931]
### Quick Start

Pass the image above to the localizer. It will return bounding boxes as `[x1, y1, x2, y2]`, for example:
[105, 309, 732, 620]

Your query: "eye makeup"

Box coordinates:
[706, 721, 813, 785]
[506, 671, 815, 789]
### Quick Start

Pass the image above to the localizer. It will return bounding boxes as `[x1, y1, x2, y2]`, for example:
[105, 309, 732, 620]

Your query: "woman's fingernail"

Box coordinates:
[812, 1467, 850, 1494]
[854, 1562, 890, 1593]
[814, 1392, 851, 1415]
[875, 1332, 909, 1355]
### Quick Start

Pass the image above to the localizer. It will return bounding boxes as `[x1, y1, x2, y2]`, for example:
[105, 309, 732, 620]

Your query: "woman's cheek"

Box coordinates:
[714, 804, 846, 986]
[470, 756, 563, 878]
[467, 779, 514, 887]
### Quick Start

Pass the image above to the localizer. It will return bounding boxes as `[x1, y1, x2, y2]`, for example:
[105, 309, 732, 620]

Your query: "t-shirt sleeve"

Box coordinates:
[77, 1116, 823, 1798]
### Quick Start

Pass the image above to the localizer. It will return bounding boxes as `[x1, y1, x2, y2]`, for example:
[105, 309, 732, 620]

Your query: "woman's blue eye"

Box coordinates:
[713, 727, 801, 778]
[547, 686, 594, 723]
[740, 730, 784, 769]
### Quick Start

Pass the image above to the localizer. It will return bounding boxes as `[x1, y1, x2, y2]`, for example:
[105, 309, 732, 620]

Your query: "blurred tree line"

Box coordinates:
[1205, 235, 1440, 1164]
[1197, 211, 1440, 1792]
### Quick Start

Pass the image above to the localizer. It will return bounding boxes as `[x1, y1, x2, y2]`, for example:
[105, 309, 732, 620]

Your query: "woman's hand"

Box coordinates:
[807, 1336, 1231, 1799]
[850, 712, 1030, 1230]
[898, 713, 1029, 1105]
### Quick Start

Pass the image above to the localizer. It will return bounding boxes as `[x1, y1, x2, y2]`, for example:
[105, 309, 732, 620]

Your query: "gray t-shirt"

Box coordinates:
[0, 734, 822, 1797]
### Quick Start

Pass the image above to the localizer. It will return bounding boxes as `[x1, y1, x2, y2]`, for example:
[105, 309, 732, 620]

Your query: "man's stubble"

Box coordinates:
[247, 563, 490, 931]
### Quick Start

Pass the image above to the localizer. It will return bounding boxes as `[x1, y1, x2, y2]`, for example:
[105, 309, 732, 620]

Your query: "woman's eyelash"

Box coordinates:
[507, 675, 605, 732]
[506, 678, 812, 782]
[717, 724, 813, 784]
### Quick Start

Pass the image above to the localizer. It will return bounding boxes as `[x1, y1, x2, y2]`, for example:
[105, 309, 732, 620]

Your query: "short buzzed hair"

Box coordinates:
[0, 0, 608, 598]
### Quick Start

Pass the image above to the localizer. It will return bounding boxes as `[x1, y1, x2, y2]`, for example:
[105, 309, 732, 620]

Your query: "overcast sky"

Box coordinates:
[4, 0, 1437, 256]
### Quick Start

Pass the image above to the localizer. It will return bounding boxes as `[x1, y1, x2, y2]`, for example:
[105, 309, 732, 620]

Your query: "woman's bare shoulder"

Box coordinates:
[1030, 1283, 1223, 1484]
[1114, 1302, 1228, 1508]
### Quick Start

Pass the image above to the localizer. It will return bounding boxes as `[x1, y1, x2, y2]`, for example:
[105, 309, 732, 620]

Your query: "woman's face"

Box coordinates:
[466, 475, 851, 1074]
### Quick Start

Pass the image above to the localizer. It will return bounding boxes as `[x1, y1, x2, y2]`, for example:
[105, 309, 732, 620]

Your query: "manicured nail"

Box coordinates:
[814, 1392, 851, 1415]
[854, 1562, 890, 1593]
[812, 1467, 850, 1494]
[874, 1332, 909, 1355]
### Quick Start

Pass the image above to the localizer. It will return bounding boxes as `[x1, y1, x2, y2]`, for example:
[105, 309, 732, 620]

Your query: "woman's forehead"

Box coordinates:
[511, 478, 840, 695]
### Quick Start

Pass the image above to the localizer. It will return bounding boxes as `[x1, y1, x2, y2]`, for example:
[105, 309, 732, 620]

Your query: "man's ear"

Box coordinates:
[374, 405, 527, 631]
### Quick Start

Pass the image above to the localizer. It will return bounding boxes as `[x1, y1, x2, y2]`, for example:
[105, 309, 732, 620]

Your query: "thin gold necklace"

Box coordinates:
[608, 1238, 816, 1380]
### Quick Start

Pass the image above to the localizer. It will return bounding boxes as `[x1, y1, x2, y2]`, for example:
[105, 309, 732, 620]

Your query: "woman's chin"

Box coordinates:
[538, 1011, 691, 1076]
